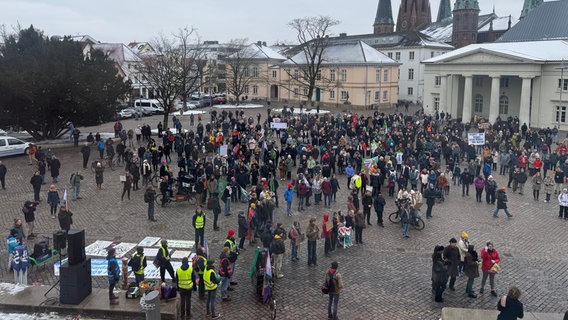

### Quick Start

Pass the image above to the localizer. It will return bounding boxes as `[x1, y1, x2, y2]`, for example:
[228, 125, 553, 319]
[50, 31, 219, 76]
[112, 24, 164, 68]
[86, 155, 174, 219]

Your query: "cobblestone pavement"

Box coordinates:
[1, 105, 567, 319]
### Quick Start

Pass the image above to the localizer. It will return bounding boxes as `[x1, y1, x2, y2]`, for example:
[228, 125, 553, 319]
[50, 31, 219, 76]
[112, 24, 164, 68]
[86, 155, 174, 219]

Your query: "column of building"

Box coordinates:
[519, 77, 533, 127]
[488, 76, 500, 124]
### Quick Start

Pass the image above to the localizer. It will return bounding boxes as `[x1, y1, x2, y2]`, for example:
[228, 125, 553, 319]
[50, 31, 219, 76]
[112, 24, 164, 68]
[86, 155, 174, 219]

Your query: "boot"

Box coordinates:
[110, 299, 119, 305]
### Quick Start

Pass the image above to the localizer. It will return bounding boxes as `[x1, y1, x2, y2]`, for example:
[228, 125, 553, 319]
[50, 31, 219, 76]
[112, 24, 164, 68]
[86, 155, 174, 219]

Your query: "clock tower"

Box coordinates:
[396, 0, 432, 32]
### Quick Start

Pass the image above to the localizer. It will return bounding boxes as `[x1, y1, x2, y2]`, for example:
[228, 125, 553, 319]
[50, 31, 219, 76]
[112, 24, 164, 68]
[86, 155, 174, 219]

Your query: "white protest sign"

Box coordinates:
[270, 122, 287, 129]
[468, 133, 485, 145]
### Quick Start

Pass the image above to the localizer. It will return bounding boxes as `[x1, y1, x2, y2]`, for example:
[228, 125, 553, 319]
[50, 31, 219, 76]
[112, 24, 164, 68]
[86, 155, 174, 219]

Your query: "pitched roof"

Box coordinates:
[421, 13, 516, 43]
[228, 43, 286, 60]
[326, 31, 453, 49]
[423, 39, 568, 63]
[498, 0, 568, 42]
[436, 0, 452, 23]
[282, 40, 399, 66]
[90, 43, 142, 63]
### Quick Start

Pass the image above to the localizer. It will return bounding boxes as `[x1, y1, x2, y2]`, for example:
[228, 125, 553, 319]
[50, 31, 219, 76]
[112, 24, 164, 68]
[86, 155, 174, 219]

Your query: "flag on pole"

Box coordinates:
[265, 249, 272, 278]
[204, 236, 209, 258]
[249, 247, 260, 279]
[63, 187, 68, 210]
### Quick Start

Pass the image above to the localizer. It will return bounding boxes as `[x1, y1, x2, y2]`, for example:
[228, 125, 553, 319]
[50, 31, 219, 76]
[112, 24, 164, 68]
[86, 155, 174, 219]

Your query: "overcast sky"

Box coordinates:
[1, 0, 526, 44]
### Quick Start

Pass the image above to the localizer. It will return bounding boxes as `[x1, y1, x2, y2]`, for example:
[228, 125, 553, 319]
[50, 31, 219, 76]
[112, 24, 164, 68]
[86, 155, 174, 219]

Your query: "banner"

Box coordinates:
[362, 156, 379, 168]
[467, 133, 485, 145]
[270, 122, 288, 129]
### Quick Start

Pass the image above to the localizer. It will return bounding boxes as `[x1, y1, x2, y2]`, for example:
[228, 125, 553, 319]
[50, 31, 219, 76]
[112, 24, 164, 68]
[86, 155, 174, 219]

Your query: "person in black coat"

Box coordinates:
[50, 156, 61, 183]
[424, 184, 438, 218]
[0, 160, 7, 189]
[432, 245, 448, 303]
[80, 143, 91, 169]
[237, 211, 248, 250]
[373, 192, 386, 227]
[497, 286, 524, 320]
[30, 171, 42, 202]
[58, 206, 73, 232]
[460, 168, 472, 196]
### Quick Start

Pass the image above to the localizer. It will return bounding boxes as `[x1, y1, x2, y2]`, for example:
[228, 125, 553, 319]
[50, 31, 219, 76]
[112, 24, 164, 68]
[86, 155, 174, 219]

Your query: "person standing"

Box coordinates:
[497, 286, 524, 320]
[22, 201, 37, 239]
[543, 174, 555, 203]
[128, 247, 147, 286]
[431, 245, 448, 303]
[58, 206, 73, 232]
[47, 185, 60, 219]
[120, 171, 132, 201]
[211, 194, 221, 231]
[322, 213, 333, 256]
[424, 184, 437, 218]
[194, 246, 208, 300]
[218, 247, 233, 302]
[30, 171, 42, 202]
[353, 209, 365, 244]
[95, 162, 104, 191]
[474, 175, 485, 202]
[204, 260, 221, 319]
[0, 160, 7, 189]
[558, 188, 568, 219]
[284, 183, 294, 216]
[237, 211, 248, 250]
[480, 242, 501, 296]
[362, 190, 373, 225]
[144, 186, 157, 222]
[156, 240, 175, 283]
[457, 231, 470, 276]
[461, 168, 472, 196]
[324, 261, 344, 320]
[176, 257, 196, 318]
[288, 221, 302, 261]
[70, 171, 83, 200]
[532, 171, 543, 201]
[515, 168, 528, 195]
[373, 191, 386, 227]
[485, 175, 497, 204]
[106, 248, 120, 305]
[443, 238, 460, 292]
[222, 185, 232, 216]
[306, 217, 319, 266]
[464, 244, 480, 298]
[193, 205, 206, 247]
[493, 187, 513, 218]
[50, 156, 61, 183]
[80, 143, 91, 169]
[270, 231, 286, 278]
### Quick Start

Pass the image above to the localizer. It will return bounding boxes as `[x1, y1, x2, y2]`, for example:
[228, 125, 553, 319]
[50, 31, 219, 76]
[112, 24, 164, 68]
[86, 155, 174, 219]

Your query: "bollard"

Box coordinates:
[140, 290, 161, 320]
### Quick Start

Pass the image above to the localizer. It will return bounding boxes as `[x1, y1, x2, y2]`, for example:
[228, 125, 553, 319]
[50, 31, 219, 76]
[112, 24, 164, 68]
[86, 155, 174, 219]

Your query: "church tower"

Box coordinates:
[436, 0, 452, 23]
[396, 0, 432, 32]
[452, 0, 480, 48]
[373, 0, 395, 34]
[520, 0, 543, 19]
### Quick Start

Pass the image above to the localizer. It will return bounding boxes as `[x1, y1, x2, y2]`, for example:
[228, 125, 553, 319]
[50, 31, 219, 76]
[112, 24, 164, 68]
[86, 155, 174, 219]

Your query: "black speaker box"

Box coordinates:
[67, 229, 85, 265]
[53, 231, 67, 250]
[60, 258, 92, 305]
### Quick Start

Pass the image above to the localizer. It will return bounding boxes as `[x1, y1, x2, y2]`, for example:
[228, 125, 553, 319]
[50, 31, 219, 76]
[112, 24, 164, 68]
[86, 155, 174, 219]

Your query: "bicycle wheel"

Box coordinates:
[270, 298, 277, 320]
[413, 217, 425, 230]
[388, 211, 401, 223]
[155, 195, 165, 206]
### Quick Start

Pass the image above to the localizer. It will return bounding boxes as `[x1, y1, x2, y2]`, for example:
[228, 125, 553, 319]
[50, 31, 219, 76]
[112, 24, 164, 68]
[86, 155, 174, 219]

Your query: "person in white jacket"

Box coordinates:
[558, 188, 568, 219]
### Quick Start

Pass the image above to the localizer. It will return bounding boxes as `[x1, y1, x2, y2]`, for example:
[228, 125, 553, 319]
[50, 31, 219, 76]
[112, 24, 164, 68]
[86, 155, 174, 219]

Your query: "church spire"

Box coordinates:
[437, 0, 452, 23]
[374, 0, 395, 34]
[520, 0, 543, 19]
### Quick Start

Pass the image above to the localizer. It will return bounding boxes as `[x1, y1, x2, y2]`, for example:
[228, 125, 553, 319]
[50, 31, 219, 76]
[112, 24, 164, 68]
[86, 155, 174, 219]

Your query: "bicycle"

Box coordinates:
[154, 178, 196, 206]
[388, 208, 425, 230]
[91, 156, 117, 172]
[145, 171, 161, 187]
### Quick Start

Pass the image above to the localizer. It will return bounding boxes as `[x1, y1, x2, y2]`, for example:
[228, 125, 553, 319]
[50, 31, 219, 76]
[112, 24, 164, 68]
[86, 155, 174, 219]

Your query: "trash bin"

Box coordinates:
[140, 290, 160, 320]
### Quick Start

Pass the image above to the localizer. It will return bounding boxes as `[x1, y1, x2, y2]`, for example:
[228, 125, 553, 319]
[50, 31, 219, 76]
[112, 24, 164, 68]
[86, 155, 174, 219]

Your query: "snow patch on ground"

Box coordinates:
[213, 104, 264, 109]
[0, 282, 27, 295]
[0, 312, 71, 319]
[272, 108, 330, 114]
[171, 110, 206, 116]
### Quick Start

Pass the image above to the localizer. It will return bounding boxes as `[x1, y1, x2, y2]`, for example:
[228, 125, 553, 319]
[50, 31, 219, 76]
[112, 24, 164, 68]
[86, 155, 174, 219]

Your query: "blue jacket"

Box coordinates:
[107, 257, 120, 282]
[284, 188, 294, 203]
[345, 166, 355, 178]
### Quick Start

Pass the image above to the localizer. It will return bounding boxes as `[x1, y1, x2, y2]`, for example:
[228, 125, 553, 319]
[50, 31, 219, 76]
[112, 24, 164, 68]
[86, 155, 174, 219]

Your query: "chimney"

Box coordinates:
[339, 33, 347, 37]
[508, 15, 512, 30]
[262, 41, 267, 46]
[257, 41, 262, 46]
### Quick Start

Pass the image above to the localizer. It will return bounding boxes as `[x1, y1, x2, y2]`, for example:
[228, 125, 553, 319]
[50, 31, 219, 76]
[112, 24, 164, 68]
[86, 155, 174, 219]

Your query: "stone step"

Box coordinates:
[442, 307, 566, 320]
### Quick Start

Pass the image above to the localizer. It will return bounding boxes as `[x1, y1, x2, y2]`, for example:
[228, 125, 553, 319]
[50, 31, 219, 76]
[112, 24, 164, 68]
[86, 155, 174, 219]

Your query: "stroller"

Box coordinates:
[252, 247, 274, 304]
[337, 225, 353, 248]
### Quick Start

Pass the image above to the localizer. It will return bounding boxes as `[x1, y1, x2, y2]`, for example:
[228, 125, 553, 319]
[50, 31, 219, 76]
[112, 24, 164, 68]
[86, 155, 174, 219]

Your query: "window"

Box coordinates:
[316, 70, 321, 80]
[409, 51, 415, 60]
[474, 94, 483, 113]
[376, 69, 381, 83]
[374, 91, 380, 101]
[0, 139, 4, 146]
[340, 69, 347, 82]
[383, 90, 388, 101]
[435, 76, 441, 87]
[244, 86, 249, 94]
[329, 90, 335, 100]
[330, 69, 336, 82]
[272, 70, 277, 78]
[252, 85, 258, 95]
[383, 70, 389, 82]
[475, 77, 483, 87]
[341, 91, 349, 100]
[557, 106, 567, 123]
[408, 68, 414, 80]
[500, 77, 509, 88]
[303, 88, 308, 96]
[395, 52, 401, 60]
[434, 97, 440, 110]
[252, 67, 259, 78]
[293, 88, 299, 96]
[431, 51, 435, 58]
[387, 52, 393, 59]
[558, 79, 568, 91]
[293, 69, 299, 79]
[407, 87, 414, 95]
[244, 68, 250, 77]
[499, 95, 509, 114]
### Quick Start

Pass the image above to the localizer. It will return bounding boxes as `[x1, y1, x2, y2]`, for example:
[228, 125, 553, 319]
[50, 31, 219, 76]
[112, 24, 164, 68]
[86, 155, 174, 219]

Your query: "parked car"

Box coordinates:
[198, 97, 212, 108]
[0, 136, 31, 158]
[212, 96, 227, 105]
[117, 109, 133, 119]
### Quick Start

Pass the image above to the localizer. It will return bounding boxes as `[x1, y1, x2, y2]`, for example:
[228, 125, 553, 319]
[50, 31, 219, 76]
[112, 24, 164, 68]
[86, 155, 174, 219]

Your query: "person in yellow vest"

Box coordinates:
[156, 240, 175, 283]
[128, 247, 147, 285]
[176, 257, 196, 318]
[204, 259, 220, 319]
[194, 246, 208, 300]
[193, 205, 206, 247]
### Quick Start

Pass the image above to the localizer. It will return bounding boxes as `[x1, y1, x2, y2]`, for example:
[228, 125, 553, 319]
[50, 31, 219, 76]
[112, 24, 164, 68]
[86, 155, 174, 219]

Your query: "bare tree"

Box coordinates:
[223, 39, 268, 104]
[141, 27, 204, 129]
[283, 16, 340, 106]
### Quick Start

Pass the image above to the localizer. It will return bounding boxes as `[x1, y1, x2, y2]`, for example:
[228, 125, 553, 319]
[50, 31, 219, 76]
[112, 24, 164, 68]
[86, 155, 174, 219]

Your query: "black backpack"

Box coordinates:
[144, 192, 152, 203]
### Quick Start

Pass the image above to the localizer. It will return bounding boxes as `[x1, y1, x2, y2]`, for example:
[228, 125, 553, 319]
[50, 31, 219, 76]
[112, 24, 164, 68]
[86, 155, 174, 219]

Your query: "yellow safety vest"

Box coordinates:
[197, 256, 207, 275]
[203, 268, 217, 291]
[195, 214, 204, 229]
[160, 246, 170, 261]
[354, 176, 362, 189]
[134, 254, 145, 275]
[225, 238, 236, 252]
[176, 266, 194, 290]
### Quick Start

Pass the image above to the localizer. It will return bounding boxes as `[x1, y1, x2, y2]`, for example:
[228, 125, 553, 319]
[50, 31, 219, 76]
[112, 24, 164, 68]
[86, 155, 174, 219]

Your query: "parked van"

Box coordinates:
[134, 99, 164, 115]
[0, 136, 31, 158]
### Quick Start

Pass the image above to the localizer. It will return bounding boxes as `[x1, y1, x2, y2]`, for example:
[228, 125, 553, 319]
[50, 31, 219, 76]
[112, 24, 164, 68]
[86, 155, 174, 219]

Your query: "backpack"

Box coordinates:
[144, 192, 152, 203]
[69, 173, 75, 184]
[322, 271, 338, 294]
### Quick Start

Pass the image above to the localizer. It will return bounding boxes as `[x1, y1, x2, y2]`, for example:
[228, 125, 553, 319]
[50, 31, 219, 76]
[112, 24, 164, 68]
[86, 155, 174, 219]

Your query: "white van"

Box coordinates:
[134, 99, 165, 115]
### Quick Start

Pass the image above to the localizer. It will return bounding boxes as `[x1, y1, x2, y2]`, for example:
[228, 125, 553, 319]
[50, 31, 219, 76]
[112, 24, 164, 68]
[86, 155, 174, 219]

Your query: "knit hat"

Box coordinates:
[288, 183, 293, 188]
[461, 231, 468, 239]
[228, 229, 235, 237]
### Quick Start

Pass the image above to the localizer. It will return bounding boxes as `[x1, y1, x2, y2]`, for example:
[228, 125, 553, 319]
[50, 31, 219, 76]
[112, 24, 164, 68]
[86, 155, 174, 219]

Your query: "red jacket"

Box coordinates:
[480, 247, 500, 273]
[321, 180, 332, 195]
[321, 213, 332, 238]
[298, 182, 307, 196]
